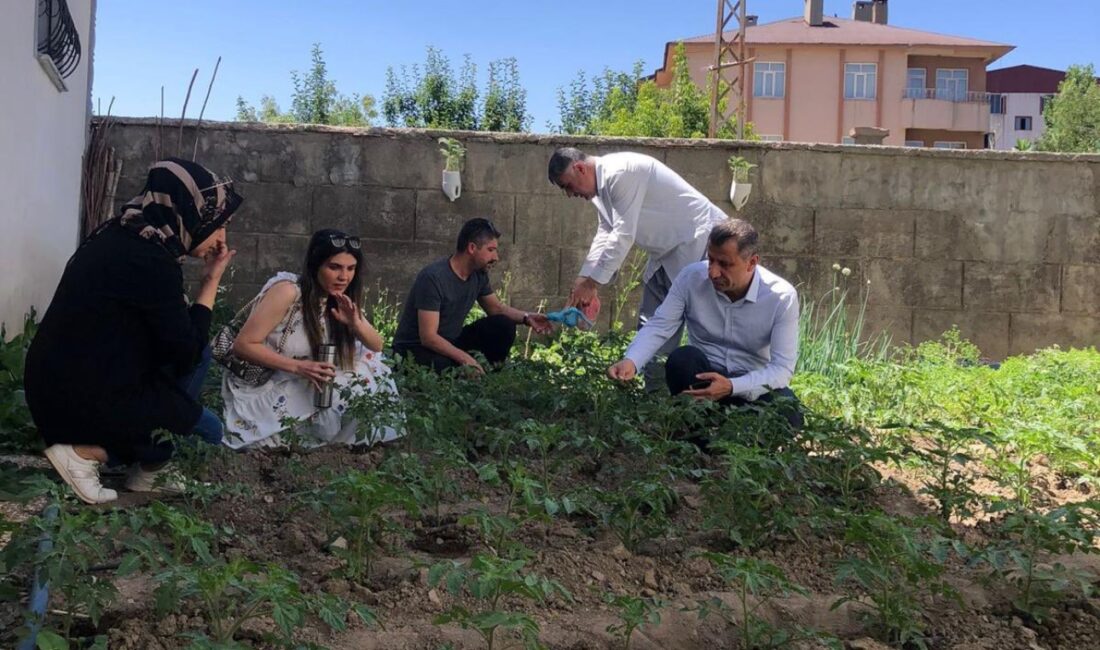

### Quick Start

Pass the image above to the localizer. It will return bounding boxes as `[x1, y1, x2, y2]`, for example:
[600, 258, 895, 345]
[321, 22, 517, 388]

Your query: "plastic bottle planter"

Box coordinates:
[442, 170, 462, 201]
[729, 180, 752, 211]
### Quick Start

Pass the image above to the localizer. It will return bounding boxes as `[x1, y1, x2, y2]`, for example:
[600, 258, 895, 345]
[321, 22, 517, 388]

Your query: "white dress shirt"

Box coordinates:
[624, 262, 800, 400]
[579, 153, 729, 285]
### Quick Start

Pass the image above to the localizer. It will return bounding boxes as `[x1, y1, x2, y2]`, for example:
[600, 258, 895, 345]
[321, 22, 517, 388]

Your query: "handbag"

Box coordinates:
[211, 286, 301, 386]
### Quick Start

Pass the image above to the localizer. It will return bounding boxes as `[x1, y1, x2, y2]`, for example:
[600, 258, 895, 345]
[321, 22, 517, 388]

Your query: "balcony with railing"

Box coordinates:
[900, 88, 992, 132]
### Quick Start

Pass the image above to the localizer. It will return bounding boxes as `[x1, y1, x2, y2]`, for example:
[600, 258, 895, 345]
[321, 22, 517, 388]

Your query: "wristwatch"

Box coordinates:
[522, 312, 531, 326]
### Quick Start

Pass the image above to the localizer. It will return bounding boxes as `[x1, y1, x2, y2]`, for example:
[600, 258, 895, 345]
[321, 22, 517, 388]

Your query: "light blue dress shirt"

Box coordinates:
[624, 262, 800, 400]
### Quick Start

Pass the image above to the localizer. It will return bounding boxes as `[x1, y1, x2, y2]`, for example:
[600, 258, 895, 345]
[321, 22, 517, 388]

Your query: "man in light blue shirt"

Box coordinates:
[607, 219, 803, 428]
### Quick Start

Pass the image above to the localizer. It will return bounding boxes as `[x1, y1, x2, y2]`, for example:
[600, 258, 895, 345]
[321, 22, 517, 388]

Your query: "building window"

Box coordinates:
[905, 68, 926, 98]
[758, 134, 783, 142]
[1040, 94, 1055, 115]
[990, 94, 1006, 114]
[841, 136, 856, 145]
[1015, 116, 1033, 131]
[933, 141, 967, 149]
[904, 140, 925, 147]
[845, 63, 877, 100]
[35, 0, 82, 90]
[753, 62, 785, 98]
[935, 68, 969, 101]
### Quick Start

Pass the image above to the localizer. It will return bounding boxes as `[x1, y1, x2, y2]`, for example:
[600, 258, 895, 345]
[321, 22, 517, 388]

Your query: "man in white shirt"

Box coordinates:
[548, 147, 729, 387]
[607, 219, 803, 429]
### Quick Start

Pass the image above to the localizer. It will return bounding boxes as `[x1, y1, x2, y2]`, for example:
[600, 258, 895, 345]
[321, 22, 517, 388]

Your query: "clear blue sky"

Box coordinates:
[93, 0, 1099, 132]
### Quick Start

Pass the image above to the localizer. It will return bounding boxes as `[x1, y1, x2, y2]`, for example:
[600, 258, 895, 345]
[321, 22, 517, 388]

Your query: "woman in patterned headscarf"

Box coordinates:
[25, 158, 243, 504]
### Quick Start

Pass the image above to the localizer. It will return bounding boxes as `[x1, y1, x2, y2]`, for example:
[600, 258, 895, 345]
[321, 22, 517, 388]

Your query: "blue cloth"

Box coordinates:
[546, 307, 594, 329]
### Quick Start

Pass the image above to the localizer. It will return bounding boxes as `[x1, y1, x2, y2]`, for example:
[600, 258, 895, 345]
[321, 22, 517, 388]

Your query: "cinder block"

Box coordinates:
[1062, 265, 1100, 314]
[764, 256, 864, 302]
[493, 244, 562, 297]
[761, 149, 843, 208]
[815, 208, 915, 258]
[414, 191, 515, 244]
[251, 233, 311, 283]
[313, 186, 415, 241]
[1010, 313, 1100, 355]
[865, 259, 962, 309]
[232, 182, 311, 235]
[515, 194, 583, 246]
[360, 240, 451, 300]
[851, 305, 913, 348]
[963, 263, 1060, 313]
[916, 209, 1061, 263]
[742, 203, 813, 255]
[836, 153, 915, 210]
[665, 146, 766, 213]
[560, 202, 599, 249]
[1050, 213, 1100, 264]
[913, 310, 1010, 359]
[464, 142, 559, 196]
[361, 134, 440, 189]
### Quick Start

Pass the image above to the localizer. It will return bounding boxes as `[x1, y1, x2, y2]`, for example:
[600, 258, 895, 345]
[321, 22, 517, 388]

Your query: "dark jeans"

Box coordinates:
[112, 345, 223, 466]
[665, 345, 804, 430]
[399, 314, 517, 372]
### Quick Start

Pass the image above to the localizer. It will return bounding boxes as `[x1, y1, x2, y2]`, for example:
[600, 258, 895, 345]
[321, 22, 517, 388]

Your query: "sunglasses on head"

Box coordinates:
[329, 234, 361, 250]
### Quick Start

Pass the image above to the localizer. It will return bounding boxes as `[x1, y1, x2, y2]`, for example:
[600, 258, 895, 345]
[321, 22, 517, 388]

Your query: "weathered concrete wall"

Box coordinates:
[102, 118, 1100, 358]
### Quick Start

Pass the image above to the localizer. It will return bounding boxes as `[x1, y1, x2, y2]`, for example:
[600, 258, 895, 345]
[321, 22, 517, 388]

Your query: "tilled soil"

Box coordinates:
[2, 444, 1098, 650]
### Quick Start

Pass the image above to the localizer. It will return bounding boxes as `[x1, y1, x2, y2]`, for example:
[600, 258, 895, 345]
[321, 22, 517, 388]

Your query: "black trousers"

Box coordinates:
[665, 345, 804, 430]
[399, 314, 517, 372]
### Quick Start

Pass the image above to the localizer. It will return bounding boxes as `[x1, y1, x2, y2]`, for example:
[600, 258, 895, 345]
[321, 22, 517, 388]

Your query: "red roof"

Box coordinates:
[987, 64, 1099, 94]
[682, 16, 1013, 58]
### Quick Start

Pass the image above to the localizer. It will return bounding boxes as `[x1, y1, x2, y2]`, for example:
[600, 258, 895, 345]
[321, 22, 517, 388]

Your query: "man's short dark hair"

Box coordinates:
[547, 147, 588, 185]
[708, 219, 759, 259]
[456, 218, 502, 252]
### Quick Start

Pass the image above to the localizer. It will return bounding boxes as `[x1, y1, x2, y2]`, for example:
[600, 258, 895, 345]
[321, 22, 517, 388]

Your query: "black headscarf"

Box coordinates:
[115, 158, 243, 258]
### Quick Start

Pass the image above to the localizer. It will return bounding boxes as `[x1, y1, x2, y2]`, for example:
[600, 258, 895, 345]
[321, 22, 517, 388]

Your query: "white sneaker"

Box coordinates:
[125, 464, 186, 494]
[43, 444, 118, 504]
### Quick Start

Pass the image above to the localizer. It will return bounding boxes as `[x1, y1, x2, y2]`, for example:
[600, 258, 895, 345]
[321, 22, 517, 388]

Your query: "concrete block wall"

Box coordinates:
[102, 118, 1100, 358]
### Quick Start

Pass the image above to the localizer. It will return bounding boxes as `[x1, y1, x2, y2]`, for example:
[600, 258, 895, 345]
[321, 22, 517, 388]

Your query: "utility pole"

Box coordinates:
[708, 0, 754, 139]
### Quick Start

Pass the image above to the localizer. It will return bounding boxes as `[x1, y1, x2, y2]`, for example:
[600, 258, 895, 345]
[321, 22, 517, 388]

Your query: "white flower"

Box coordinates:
[841, 267, 851, 277]
[866, 279, 872, 285]
[832, 263, 841, 271]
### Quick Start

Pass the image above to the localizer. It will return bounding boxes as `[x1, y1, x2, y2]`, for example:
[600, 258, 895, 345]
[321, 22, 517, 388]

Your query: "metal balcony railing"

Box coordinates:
[902, 88, 993, 104]
[36, 0, 82, 79]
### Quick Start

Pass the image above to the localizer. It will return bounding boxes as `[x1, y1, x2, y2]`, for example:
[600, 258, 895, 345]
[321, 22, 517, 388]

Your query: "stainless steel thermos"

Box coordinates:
[314, 343, 336, 408]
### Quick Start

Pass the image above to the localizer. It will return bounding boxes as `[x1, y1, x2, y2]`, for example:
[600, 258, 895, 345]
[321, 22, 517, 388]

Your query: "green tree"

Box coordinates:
[236, 43, 375, 127]
[555, 43, 754, 139]
[382, 48, 530, 132]
[1037, 64, 1100, 153]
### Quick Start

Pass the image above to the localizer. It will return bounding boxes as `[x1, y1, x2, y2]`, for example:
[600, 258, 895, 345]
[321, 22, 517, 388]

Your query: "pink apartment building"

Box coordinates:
[653, 0, 1013, 148]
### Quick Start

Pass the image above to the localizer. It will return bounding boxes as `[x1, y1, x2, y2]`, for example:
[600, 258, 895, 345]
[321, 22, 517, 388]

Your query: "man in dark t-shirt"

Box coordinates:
[394, 218, 552, 373]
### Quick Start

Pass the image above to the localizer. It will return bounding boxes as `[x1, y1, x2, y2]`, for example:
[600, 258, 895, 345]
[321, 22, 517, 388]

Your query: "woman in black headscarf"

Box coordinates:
[25, 158, 243, 504]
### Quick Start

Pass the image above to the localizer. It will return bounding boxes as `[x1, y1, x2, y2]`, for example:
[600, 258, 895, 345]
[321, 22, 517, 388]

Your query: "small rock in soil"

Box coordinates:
[610, 544, 631, 560]
[330, 536, 348, 551]
[643, 569, 659, 591]
[641, 588, 657, 598]
[428, 588, 443, 608]
[591, 570, 606, 583]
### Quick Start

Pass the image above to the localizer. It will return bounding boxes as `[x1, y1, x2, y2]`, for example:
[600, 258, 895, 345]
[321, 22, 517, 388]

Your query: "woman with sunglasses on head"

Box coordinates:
[221, 229, 402, 449]
[25, 158, 243, 504]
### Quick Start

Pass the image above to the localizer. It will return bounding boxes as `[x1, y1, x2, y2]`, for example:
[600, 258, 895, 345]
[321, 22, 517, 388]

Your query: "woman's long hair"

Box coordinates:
[299, 229, 364, 370]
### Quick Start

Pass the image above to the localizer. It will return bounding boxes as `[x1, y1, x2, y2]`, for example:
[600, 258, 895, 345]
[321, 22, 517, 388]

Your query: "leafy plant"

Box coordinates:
[301, 469, 419, 580]
[438, 137, 466, 172]
[592, 477, 677, 552]
[0, 309, 41, 453]
[905, 421, 994, 525]
[604, 593, 664, 650]
[727, 155, 757, 182]
[832, 512, 956, 649]
[154, 558, 375, 645]
[429, 554, 571, 650]
[691, 553, 832, 650]
[981, 500, 1099, 621]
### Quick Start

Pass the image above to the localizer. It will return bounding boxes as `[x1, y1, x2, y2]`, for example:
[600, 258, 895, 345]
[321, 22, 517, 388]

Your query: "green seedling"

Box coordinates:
[604, 593, 664, 650]
[429, 554, 572, 650]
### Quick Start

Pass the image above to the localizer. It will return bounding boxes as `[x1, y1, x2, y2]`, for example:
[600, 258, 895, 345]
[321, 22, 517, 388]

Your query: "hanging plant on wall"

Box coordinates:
[438, 137, 465, 202]
[728, 155, 756, 211]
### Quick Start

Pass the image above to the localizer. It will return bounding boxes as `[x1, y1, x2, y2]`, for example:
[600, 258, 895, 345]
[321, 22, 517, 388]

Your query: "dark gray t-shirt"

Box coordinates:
[393, 257, 493, 350]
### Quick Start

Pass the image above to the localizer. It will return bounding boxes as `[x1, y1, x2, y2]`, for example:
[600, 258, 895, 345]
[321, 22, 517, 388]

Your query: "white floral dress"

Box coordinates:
[221, 272, 404, 449]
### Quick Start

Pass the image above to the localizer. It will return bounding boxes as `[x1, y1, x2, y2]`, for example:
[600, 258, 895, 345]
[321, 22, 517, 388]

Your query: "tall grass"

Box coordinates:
[797, 267, 891, 376]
